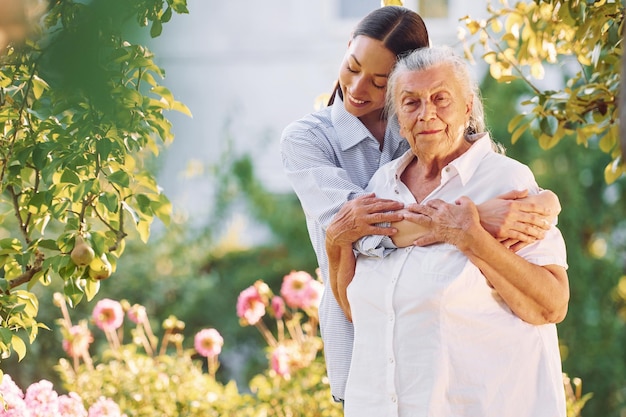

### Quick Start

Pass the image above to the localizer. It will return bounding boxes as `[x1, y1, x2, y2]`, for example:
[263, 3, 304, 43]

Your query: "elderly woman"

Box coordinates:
[340, 46, 569, 416]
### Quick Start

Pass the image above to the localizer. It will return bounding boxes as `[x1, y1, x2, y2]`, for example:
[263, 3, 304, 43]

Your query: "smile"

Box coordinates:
[348, 93, 366, 105]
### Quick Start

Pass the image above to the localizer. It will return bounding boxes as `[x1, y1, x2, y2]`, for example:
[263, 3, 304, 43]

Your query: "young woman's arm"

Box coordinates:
[391, 189, 560, 248]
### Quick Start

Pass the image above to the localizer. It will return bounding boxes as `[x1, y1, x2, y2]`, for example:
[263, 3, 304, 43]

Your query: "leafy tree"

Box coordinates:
[461, 0, 624, 183]
[0, 0, 190, 363]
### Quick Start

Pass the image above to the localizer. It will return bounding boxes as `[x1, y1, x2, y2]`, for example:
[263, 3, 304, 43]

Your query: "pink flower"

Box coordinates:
[58, 392, 88, 417]
[271, 296, 285, 319]
[24, 379, 60, 417]
[270, 345, 290, 377]
[0, 374, 28, 417]
[194, 328, 224, 358]
[236, 285, 266, 325]
[62, 324, 93, 358]
[127, 304, 147, 324]
[0, 373, 24, 398]
[280, 270, 322, 310]
[87, 397, 126, 417]
[307, 279, 324, 310]
[92, 299, 124, 332]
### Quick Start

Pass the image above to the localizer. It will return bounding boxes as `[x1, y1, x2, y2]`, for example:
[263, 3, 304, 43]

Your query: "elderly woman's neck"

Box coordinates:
[416, 140, 471, 175]
[402, 141, 471, 202]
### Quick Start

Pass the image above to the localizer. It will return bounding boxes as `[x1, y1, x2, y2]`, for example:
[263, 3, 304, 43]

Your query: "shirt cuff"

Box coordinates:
[354, 233, 397, 258]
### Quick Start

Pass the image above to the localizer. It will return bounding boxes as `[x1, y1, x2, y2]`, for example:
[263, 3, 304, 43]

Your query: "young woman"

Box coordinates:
[280, 6, 559, 405]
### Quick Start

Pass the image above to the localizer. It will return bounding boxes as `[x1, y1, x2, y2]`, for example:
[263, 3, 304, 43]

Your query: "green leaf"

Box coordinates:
[96, 138, 113, 162]
[99, 192, 119, 213]
[32, 143, 51, 170]
[170, 0, 189, 14]
[0, 328, 12, 344]
[64, 279, 84, 308]
[73, 179, 95, 202]
[84, 278, 100, 301]
[31, 75, 49, 100]
[162, 6, 173, 23]
[60, 169, 81, 185]
[107, 170, 130, 187]
[135, 194, 153, 215]
[150, 19, 163, 38]
[28, 191, 50, 215]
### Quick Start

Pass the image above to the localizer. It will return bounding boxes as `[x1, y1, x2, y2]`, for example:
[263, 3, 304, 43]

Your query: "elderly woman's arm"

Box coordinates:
[391, 188, 560, 248]
[407, 197, 569, 325]
[328, 189, 563, 321]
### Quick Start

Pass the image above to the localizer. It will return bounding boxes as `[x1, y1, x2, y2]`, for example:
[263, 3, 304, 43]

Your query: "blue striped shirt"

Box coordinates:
[280, 95, 410, 400]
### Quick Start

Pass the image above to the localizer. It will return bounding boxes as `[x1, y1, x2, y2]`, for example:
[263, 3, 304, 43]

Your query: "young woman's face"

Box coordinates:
[338, 35, 396, 119]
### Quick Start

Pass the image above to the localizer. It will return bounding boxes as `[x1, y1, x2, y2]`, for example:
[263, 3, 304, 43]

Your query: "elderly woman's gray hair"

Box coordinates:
[385, 45, 486, 136]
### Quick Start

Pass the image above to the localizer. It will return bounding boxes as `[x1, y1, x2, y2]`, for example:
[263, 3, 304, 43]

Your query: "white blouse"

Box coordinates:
[344, 134, 568, 417]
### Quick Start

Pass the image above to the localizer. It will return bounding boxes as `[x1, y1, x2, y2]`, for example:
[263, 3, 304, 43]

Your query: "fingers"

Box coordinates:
[511, 199, 552, 217]
[329, 196, 406, 244]
[509, 240, 531, 252]
[499, 222, 547, 243]
[494, 189, 529, 201]
[343, 195, 402, 215]
[336, 278, 352, 323]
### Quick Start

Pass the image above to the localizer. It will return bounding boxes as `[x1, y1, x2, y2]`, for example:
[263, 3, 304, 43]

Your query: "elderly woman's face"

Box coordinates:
[395, 62, 472, 156]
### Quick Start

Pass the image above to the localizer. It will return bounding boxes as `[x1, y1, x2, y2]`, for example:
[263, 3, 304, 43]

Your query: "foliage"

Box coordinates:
[0, 0, 189, 362]
[460, 0, 624, 183]
[50, 274, 343, 417]
[53, 296, 247, 417]
[0, 265, 589, 416]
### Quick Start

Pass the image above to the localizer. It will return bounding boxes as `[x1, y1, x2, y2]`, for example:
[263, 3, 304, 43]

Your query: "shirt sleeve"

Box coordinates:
[280, 121, 366, 231]
[353, 162, 398, 257]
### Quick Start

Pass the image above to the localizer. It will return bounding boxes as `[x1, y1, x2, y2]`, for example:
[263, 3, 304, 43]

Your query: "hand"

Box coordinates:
[477, 189, 553, 250]
[326, 193, 405, 247]
[392, 206, 438, 247]
[403, 197, 483, 250]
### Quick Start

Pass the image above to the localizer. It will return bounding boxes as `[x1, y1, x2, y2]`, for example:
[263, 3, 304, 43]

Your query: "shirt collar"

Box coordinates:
[330, 94, 382, 151]
[447, 133, 493, 186]
[390, 132, 494, 186]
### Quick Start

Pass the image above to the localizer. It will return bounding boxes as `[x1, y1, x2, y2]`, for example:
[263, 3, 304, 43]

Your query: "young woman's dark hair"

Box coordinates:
[328, 6, 429, 105]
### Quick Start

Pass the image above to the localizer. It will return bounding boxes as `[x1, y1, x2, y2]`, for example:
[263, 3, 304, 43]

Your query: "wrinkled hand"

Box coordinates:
[403, 197, 483, 250]
[477, 189, 553, 251]
[326, 193, 405, 247]
[392, 207, 437, 247]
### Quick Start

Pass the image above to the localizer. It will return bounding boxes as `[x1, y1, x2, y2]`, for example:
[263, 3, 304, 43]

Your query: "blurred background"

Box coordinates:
[3, 1, 625, 416]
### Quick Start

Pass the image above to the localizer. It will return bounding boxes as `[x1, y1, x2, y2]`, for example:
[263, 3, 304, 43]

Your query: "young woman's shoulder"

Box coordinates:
[281, 106, 337, 150]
